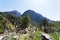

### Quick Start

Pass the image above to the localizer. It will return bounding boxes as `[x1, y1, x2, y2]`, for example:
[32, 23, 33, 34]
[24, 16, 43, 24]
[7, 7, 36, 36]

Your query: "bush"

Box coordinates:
[0, 22, 4, 33]
[6, 37, 16, 40]
[51, 32, 60, 40]
[33, 31, 42, 40]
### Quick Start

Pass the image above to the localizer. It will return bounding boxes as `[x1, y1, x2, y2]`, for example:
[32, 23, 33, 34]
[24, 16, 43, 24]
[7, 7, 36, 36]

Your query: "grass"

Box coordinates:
[51, 32, 60, 40]
[6, 37, 16, 40]
[33, 31, 42, 40]
[24, 31, 42, 40]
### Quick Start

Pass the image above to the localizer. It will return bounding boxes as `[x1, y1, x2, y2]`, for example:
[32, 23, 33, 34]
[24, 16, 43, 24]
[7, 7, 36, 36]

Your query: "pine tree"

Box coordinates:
[20, 13, 31, 30]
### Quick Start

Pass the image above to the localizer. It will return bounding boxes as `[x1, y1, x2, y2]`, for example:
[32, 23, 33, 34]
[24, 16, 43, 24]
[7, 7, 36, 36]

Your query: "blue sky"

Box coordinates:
[0, 0, 60, 21]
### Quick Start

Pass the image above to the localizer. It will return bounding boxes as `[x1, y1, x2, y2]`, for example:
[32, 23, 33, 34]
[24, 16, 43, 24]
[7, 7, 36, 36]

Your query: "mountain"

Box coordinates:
[0, 10, 52, 24]
[0, 12, 21, 28]
[23, 10, 46, 23]
[0, 10, 53, 33]
[9, 10, 21, 17]
[0, 13, 16, 33]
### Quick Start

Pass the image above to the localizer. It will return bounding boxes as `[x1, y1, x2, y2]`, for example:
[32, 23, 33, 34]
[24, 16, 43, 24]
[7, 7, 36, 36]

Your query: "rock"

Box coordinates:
[41, 33, 52, 40]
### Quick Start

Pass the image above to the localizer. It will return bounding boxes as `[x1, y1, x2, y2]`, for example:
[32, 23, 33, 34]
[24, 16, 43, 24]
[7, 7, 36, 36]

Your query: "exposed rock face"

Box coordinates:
[41, 33, 52, 40]
[1, 36, 8, 40]
[42, 35, 49, 40]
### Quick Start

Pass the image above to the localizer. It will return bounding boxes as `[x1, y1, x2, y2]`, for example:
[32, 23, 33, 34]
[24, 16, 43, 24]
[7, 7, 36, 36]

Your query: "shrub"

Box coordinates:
[6, 37, 16, 40]
[51, 32, 60, 40]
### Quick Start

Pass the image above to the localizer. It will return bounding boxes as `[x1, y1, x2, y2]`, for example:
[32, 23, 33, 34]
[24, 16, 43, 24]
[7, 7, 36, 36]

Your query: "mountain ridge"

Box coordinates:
[9, 10, 21, 17]
[0, 10, 52, 23]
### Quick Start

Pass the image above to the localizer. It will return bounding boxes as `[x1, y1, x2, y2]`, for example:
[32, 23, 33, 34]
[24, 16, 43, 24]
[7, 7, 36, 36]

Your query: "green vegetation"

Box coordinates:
[33, 31, 41, 40]
[0, 12, 60, 40]
[0, 22, 4, 33]
[0, 13, 15, 33]
[6, 37, 16, 40]
[51, 32, 60, 40]
[24, 31, 41, 40]
[20, 13, 31, 30]
[52, 21, 60, 32]
[39, 18, 49, 33]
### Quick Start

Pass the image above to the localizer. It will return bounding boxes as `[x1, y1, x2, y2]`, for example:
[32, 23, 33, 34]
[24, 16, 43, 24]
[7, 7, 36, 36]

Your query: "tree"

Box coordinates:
[48, 23, 55, 32]
[20, 13, 31, 30]
[0, 15, 4, 33]
[0, 22, 4, 33]
[40, 18, 49, 33]
[40, 18, 56, 33]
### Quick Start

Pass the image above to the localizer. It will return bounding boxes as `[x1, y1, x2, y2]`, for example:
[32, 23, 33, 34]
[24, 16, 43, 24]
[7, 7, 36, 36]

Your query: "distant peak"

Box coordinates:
[11, 10, 18, 12]
[9, 10, 21, 16]
[25, 10, 35, 13]
[26, 10, 34, 11]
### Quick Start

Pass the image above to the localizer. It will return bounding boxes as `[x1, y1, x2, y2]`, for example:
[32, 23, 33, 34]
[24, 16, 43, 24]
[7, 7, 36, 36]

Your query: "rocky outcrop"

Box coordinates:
[41, 33, 53, 40]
